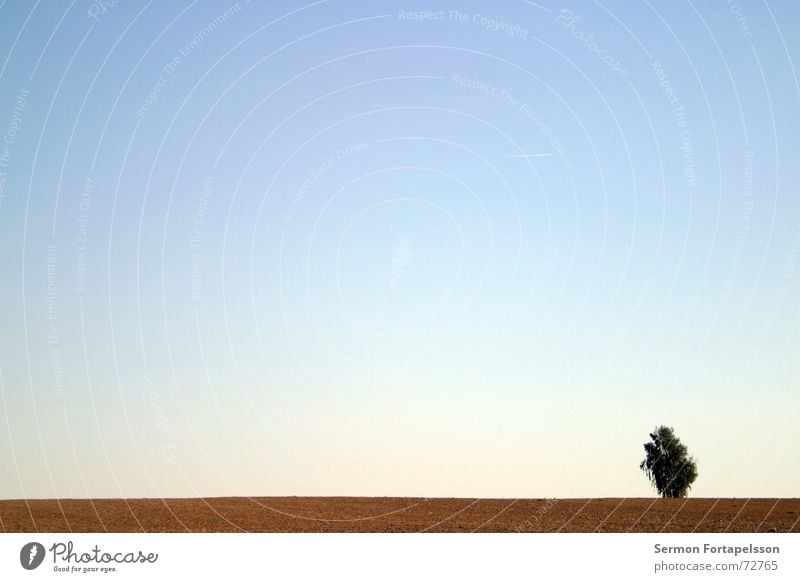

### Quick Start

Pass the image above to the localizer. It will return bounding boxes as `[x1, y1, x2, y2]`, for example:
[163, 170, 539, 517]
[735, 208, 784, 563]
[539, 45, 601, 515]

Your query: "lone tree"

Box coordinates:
[640, 425, 698, 498]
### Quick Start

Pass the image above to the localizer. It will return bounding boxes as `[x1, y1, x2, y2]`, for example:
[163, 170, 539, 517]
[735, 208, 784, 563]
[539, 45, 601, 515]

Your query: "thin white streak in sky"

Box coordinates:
[490, 153, 553, 158]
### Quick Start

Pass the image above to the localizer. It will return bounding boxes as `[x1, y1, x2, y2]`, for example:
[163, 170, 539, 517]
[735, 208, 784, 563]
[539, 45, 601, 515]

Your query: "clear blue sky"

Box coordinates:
[1, 1, 798, 499]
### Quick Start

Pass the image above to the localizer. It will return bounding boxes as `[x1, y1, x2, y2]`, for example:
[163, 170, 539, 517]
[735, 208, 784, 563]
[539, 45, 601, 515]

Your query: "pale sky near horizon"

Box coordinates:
[1, 1, 799, 500]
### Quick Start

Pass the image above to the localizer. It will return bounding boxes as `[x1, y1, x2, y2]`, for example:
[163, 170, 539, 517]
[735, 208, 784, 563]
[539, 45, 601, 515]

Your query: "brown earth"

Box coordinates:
[1, 497, 798, 533]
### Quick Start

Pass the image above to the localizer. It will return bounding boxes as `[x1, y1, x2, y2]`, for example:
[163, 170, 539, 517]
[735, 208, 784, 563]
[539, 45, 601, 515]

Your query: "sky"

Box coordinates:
[0, 0, 799, 500]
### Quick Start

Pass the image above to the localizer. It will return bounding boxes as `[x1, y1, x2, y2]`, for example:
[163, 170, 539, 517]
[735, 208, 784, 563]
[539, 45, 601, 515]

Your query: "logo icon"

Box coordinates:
[390, 236, 413, 290]
[20, 542, 45, 570]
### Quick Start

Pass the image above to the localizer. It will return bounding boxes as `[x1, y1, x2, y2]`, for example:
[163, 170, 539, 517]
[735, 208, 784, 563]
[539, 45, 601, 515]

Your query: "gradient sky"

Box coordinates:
[1, 1, 799, 500]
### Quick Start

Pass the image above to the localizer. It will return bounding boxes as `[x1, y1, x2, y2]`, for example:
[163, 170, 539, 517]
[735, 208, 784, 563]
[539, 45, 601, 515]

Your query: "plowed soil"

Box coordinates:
[1, 497, 797, 532]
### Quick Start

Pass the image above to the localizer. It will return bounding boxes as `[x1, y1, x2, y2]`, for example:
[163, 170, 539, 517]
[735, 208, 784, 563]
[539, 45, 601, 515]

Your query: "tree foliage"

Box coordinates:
[640, 425, 698, 498]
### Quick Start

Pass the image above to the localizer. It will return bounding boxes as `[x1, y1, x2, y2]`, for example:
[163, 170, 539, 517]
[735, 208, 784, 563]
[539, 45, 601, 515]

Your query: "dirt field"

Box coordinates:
[1, 497, 797, 533]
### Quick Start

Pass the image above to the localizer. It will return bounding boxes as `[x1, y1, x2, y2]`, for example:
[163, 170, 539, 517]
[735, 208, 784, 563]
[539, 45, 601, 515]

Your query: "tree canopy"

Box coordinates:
[640, 425, 698, 498]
